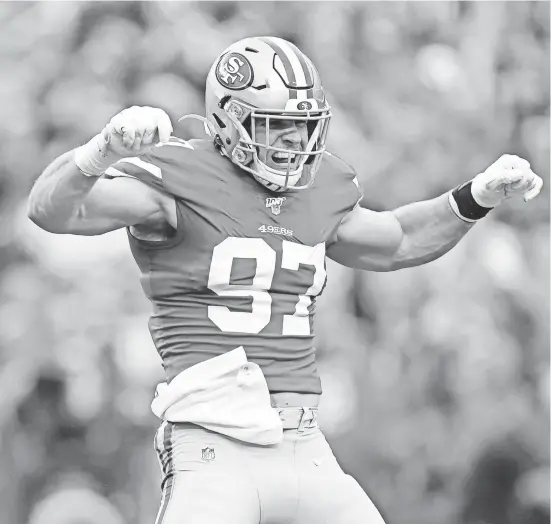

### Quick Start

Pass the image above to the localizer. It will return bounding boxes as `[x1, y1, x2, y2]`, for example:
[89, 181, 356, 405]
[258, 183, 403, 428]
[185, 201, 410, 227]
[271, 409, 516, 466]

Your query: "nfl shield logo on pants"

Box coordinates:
[201, 447, 215, 462]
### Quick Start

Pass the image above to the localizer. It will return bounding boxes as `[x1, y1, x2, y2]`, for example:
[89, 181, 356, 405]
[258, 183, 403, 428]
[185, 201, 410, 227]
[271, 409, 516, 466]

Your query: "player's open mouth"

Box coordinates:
[272, 152, 298, 165]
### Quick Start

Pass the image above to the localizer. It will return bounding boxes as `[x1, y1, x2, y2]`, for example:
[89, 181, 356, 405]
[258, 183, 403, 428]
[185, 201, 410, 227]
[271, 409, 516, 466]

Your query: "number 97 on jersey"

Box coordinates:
[207, 237, 326, 336]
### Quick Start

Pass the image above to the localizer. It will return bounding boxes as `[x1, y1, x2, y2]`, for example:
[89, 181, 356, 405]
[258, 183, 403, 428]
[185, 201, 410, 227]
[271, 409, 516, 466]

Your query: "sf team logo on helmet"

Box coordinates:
[216, 52, 254, 90]
[297, 101, 313, 110]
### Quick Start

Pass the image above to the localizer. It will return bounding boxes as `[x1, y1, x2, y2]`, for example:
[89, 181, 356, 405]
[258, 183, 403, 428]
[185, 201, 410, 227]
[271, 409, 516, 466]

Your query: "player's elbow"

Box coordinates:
[28, 215, 69, 234]
[27, 203, 49, 230]
[27, 204, 72, 234]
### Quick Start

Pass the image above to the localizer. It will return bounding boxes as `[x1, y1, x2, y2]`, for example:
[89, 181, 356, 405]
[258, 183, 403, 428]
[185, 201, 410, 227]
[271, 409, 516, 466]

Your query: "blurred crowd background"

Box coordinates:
[0, 2, 549, 524]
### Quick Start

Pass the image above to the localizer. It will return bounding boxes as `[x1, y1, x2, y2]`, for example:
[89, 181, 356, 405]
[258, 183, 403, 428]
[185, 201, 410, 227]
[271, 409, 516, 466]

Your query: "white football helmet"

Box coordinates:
[199, 36, 331, 192]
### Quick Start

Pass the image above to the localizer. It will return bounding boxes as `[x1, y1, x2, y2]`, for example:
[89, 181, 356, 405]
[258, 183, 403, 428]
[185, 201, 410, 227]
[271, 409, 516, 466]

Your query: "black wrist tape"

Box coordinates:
[451, 181, 493, 221]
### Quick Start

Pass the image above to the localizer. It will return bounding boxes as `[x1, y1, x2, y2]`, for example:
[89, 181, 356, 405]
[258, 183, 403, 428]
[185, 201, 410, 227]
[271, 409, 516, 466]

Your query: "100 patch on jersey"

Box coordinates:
[206, 237, 326, 336]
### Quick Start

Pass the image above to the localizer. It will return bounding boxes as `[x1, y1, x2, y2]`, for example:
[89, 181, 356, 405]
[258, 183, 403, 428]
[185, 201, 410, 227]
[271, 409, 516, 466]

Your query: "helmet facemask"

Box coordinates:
[202, 36, 333, 192]
[224, 99, 331, 192]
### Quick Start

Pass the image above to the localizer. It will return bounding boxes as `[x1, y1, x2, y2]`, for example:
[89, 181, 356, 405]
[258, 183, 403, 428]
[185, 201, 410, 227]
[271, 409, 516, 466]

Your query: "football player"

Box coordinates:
[27, 36, 543, 524]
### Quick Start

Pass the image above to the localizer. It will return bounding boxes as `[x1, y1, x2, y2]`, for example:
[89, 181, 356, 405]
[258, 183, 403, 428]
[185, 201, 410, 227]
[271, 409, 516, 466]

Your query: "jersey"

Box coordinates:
[106, 138, 362, 394]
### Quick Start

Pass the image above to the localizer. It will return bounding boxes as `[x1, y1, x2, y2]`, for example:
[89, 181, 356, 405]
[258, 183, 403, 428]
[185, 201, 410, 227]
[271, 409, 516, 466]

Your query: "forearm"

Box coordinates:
[27, 150, 99, 232]
[28, 131, 127, 232]
[390, 192, 475, 270]
[330, 154, 540, 273]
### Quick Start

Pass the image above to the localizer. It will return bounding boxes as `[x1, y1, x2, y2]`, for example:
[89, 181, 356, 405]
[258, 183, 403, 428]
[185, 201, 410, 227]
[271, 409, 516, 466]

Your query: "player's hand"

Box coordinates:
[101, 106, 174, 157]
[471, 154, 543, 207]
[74, 106, 174, 177]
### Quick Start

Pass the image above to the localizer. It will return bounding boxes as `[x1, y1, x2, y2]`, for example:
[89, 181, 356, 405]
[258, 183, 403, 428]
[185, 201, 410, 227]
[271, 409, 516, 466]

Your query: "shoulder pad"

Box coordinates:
[323, 151, 363, 209]
[323, 151, 355, 176]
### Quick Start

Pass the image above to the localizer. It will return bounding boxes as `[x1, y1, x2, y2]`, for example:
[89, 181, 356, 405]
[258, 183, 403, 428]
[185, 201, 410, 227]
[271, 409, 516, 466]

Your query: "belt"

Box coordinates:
[276, 407, 318, 431]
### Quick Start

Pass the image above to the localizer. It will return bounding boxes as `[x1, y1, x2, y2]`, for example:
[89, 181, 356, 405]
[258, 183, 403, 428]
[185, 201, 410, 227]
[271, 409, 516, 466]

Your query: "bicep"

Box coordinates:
[326, 206, 403, 271]
[65, 176, 165, 235]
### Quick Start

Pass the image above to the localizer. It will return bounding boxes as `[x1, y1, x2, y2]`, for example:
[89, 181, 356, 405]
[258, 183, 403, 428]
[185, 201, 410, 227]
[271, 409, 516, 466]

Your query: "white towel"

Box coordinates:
[151, 347, 283, 445]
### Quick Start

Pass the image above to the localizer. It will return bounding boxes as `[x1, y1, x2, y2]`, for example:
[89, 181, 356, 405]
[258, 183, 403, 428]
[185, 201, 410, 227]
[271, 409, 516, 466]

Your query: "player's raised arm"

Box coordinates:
[27, 106, 173, 235]
[328, 154, 543, 272]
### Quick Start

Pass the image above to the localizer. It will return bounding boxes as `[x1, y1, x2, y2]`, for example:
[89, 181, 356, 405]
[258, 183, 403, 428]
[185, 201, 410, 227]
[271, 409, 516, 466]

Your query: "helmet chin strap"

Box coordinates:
[255, 160, 304, 189]
[251, 172, 299, 192]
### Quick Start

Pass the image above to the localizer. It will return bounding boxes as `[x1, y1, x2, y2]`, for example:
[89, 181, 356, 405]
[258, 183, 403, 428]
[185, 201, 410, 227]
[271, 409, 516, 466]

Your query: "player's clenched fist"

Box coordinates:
[472, 154, 543, 207]
[102, 106, 173, 156]
[74, 106, 174, 177]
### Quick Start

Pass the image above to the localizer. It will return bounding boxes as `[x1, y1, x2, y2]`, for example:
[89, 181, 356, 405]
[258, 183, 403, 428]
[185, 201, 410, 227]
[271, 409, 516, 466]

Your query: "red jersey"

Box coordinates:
[107, 139, 361, 394]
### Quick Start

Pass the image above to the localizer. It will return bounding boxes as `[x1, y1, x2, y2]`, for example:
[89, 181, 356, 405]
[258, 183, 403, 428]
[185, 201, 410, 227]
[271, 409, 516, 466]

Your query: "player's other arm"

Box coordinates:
[27, 106, 173, 235]
[28, 151, 170, 235]
[327, 155, 543, 272]
[327, 193, 471, 271]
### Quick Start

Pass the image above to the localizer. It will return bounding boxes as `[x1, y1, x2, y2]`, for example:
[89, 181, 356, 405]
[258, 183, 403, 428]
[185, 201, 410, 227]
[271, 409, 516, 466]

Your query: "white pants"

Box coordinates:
[153, 421, 387, 524]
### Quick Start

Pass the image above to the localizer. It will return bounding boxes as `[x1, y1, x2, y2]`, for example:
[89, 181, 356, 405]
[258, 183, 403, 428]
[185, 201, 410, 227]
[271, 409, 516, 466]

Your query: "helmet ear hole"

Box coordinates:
[212, 113, 226, 129]
[218, 95, 231, 109]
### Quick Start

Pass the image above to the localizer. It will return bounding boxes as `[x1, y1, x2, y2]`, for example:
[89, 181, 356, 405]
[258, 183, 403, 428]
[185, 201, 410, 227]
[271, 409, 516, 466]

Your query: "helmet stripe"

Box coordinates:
[275, 39, 311, 101]
[285, 41, 314, 99]
[258, 37, 298, 99]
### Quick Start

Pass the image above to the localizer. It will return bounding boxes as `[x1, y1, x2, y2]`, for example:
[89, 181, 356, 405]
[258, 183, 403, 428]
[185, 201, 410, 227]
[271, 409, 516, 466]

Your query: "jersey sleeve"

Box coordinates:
[103, 137, 194, 199]
[324, 151, 364, 212]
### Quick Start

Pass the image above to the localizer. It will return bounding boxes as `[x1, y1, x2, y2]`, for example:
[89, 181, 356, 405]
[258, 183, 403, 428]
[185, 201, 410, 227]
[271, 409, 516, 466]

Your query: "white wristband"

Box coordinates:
[74, 133, 123, 177]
